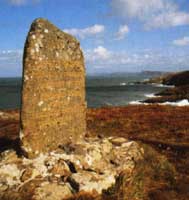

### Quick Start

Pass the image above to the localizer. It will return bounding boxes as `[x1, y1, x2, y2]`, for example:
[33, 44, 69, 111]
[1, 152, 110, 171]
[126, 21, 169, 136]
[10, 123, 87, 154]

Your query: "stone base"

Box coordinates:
[0, 137, 144, 200]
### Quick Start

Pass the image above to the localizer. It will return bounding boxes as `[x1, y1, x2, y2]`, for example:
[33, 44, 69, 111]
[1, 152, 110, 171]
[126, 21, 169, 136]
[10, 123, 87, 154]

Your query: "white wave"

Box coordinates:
[104, 102, 113, 106]
[129, 101, 147, 105]
[120, 82, 135, 86]
[152, 83, 174, 88]
[145, 93, 155, 98]
[129, 101, 140, 105]
[129, 99, 189, 107]
[120, 82, 127, 86]
[160, 99, 189, 107]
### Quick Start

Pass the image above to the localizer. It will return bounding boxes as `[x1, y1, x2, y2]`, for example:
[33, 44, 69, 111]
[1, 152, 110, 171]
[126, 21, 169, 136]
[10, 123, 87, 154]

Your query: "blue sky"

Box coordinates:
[0, 0, 189, 76]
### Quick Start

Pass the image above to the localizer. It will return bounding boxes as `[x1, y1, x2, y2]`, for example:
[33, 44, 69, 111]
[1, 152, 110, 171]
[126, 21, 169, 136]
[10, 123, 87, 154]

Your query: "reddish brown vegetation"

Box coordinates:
[87, 105, 189, 199]
[0, 109, 20, 152]
[87, 105, 189, 143]
[0, 105, 189, 199]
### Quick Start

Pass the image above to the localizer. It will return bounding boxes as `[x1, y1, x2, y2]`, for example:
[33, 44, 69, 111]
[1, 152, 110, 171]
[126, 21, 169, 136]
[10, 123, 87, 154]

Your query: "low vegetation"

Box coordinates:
[87, 105, 189, 199]
[0, 105, 189, 199]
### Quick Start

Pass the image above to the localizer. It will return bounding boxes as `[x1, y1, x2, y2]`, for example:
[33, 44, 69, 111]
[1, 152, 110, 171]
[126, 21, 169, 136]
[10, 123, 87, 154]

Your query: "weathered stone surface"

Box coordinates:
[33, 182, 73, 200]
[50, 159, 71, 177]
[20, 18, 86, 158]
[20, 167, 33, 182]
[69, 171, 116, 194]
[110, 137, 128, 146]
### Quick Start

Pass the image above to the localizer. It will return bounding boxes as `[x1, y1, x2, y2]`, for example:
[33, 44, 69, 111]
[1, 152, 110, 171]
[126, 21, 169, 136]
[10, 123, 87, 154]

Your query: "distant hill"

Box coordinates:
[87, 71, 167, 78]
[141, 70, 166, 77]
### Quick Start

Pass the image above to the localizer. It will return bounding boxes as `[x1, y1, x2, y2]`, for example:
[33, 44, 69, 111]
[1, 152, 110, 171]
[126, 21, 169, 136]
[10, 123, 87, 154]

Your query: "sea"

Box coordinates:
[0, 73, 171, 109]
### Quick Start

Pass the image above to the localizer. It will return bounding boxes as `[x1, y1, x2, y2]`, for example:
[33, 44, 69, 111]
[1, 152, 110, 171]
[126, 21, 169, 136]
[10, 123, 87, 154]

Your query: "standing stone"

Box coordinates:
[20, 18, 86, 158]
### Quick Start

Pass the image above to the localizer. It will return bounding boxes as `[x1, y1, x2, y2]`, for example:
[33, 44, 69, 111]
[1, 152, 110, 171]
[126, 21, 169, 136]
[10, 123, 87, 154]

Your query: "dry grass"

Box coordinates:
[0, 105, 189, 199]
[87, 105, 189, 144]
[87, 105, 189, 199]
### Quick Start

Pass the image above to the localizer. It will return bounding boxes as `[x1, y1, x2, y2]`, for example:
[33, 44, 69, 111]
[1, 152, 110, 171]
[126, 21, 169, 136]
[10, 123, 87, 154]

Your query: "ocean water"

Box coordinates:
[86, 74, 166, 107]
[0, 74, 166, 109]
[0, 78, 22, 109]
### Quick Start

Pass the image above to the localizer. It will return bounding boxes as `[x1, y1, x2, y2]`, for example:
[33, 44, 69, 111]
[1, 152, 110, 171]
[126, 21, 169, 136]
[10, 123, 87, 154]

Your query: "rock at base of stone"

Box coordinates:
[0, 137, 144, 200]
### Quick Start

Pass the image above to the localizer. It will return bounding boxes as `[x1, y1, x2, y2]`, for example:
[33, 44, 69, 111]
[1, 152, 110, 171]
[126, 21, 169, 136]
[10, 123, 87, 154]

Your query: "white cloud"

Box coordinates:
[85, 46, 111, 63]
[115, 25, 129, 40]
[111, 0, 166, 19]
[0, 50, 22, 76]
[111, 0, 189, 29]
[0, 50, 22, 61]
[7, 0, 40, 6]
[0, 48, 188, 75]
[64, 24, 105, 39]
[8, 0, 26, 5]
[93, 46, 111, 60]
[173, 36, 189, 46]
[85, 46, 189, 72]
[85, 46, 138, 69]
[146, 12, 189, 29]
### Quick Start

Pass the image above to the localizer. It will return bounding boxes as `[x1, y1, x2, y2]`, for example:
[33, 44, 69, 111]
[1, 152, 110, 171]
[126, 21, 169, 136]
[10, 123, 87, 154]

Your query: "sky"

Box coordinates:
[0, 0, 189, 76]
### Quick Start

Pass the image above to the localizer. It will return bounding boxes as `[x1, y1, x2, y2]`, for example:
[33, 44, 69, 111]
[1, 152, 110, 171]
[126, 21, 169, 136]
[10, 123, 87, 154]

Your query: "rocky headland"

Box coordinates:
[142, 71, 189, 86]
[143, 71, 189, 104]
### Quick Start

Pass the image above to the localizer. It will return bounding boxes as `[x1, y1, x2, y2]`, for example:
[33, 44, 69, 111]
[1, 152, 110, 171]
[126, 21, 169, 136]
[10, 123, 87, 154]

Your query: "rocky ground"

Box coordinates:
[0, 105, 189, 199]
[0, 136, 144, 200]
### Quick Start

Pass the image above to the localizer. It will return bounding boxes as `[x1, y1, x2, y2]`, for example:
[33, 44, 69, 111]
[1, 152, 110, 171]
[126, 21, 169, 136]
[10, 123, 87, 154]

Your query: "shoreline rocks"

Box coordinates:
[143, 71, 189, 104]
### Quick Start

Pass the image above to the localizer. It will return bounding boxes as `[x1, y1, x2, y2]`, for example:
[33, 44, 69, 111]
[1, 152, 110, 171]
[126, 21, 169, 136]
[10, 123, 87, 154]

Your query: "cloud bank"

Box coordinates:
[0, 50, 22, 76]
[173, 36, 189, 46]
[111, 0, 189, 29]
[64, 24, 105, 39]
[85, 46, 189, 73]
[7, 0, 40, 6]
[115, 25, 129, 40]
[1, 46, 189, 76]
[8, 0, 26, 5]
